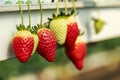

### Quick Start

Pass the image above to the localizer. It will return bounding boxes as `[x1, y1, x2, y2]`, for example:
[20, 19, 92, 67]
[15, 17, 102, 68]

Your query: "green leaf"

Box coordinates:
[25, 0, 32, 4]
[52, 13, 57, 18]
[60, 11, 65, 16]
[4, 0, 13, 4]
[16, 1, 24, 4]
[71, 9, 75, 15]
[48, 18, 52, 21]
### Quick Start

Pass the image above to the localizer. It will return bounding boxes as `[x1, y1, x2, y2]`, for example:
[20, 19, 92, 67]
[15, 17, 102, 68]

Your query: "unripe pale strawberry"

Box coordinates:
[92, 18, 105, 34]
[49, 14, 67, 45]
[31, 34, 39, 55]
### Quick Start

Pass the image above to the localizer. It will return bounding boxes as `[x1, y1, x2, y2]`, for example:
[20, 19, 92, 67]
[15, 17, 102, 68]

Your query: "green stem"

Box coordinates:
[65, 0, 68, 15]
[38, 0, 42, 26]
[28, 0, 31, 26]
[92, 0, 100, 18]
[72, 0, 76, 14]
[56, 0, 59, 16]
[18, 0, 24, 25]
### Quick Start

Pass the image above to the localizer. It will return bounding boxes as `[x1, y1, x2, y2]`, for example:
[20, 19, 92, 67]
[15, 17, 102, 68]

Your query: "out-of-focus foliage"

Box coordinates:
[87, 37, 120, 56]
[0, 47, 69, 80]
[0, 37, 120, 80]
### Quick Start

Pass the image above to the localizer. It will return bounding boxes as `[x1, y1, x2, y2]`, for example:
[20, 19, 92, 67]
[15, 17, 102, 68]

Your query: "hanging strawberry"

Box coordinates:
[92, 0, 105, 34]
[64, 0, 79, 48]
[65, 37, 87, 70]
[12, 26, 34, 63]
[36, 28, 57, 62]
[12, 0, 34, 63]
[32, 0, 56, 62]
[27, 0, 38, 55]
[92, 18, 105, 34]
[48, 0, 67, 45]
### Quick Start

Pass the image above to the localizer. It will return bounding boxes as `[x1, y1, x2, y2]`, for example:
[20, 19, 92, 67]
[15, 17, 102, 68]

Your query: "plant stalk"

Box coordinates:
[72, 0, 76, 14]
[92, 0, 100, 18]
[56, 0, 59, 16]
[28, 0, 31, 26]
[65, 0, 68, 15]
[18, 0, 24, 25]
[38, 0, 42, 26]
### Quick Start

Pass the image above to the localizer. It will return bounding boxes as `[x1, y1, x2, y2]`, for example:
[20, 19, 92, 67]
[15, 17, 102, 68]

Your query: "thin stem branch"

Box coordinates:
[92, 0, 100, 18]
[65, 0, 68, 15]
[56, 0, 59, 16]
[72, 0, 76, 13]
[38, 0, 42, 25]
[28, 0, 31, 26]
[18, 0, 24, 25]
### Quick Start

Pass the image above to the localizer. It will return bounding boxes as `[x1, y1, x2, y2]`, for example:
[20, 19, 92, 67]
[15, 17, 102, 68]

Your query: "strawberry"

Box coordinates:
[65, 15, 79, 47]
[34, 0, 56, 62]
[49, 14, 67, 45]
[62, 0, 79, 47]
[65, 37, 87, 70]
[92, 18, 105, 34]
[36, 27, 56, 62]
[52, 10, 79, 47]
[12, 25, 34, 63]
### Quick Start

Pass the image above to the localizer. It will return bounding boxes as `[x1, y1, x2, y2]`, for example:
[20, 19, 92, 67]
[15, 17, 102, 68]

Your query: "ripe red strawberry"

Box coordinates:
[34, 0, 57, 62]
[65, 37, 87, 70]
[12, 25, 34, 63]
[65, 15, 79, 47]
[36, 28, 56, 62]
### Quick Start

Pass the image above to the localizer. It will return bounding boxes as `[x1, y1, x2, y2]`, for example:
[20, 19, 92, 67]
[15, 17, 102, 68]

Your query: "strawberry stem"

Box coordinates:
[56, 0, 59, 16]
[72, 0, 76, 14]
[18, 0, 24, 25]
[92, 0, 100, 18]
[64, 0, 68, 15]
[28, 0, 31, 26]
[38, 0, 42, 26]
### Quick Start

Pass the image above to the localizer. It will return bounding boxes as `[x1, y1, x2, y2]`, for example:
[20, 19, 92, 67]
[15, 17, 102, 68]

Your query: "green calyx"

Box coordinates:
[31, 24, 47, 34]
[31, 0, 49, 34]
[79, 30, 85, 36]
[70, 9, 79, 16]
[16, 0, 32, 32]
[48, 11, 70, 21]
[31, 25, 40, 34]
[71, 0, 78, 15]
[16, 24, 31, 31]
[48, 10, 78, 22]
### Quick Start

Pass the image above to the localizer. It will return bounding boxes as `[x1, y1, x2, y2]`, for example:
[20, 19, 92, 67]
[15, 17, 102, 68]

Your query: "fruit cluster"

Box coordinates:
[11, 0, 87, 70]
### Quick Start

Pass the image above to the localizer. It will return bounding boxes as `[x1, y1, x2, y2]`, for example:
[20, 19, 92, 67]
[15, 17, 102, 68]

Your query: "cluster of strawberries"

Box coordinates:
[11, 0, 87, 70]
[12, 13, 86, 70]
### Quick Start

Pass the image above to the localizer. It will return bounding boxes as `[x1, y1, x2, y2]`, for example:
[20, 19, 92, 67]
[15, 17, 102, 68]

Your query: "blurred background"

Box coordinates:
[0, 37, 120, 80]
[0, 0, 120, 80]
